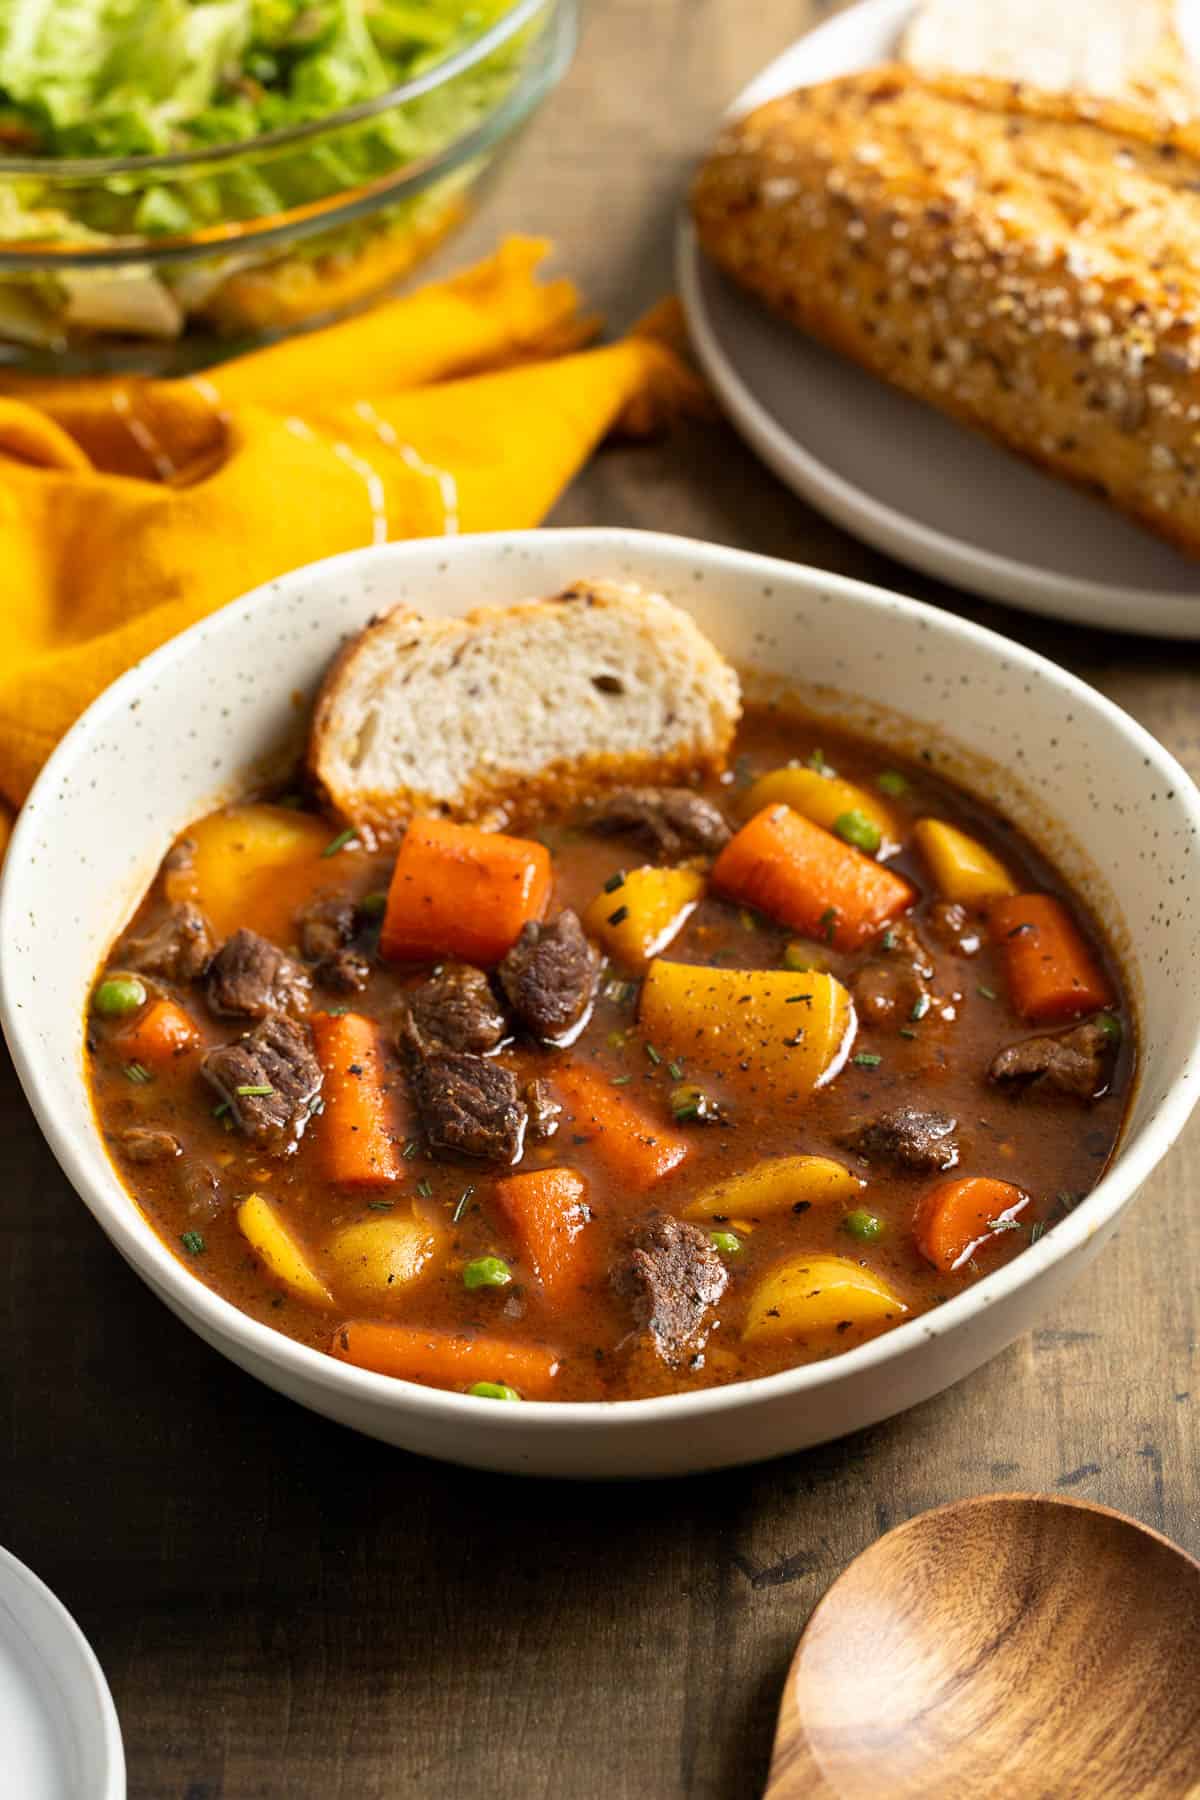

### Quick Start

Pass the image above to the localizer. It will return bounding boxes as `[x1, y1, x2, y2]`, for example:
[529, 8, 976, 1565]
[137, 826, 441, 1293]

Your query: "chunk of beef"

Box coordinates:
[177, 1162, 226, 1221]
[121, 902, 214, 984]
[399, 964, 508, 1057]
[840, 1104, 959, 1173]
[297, 894, 357, 963]
[525, 1078, 562, 1141]
[206, 928, 310, 1019]
[612, 1214, 728, 1367]
[498, 910, 599, 1043]
[590, 787, 732, 859]
[316, 948, 372, 994]
[202, 1013, 322, 1154]
[852, 920, 935, 1027]
[408, 1053, 526, 1163]
[990, 1019, 1111, 1100]
[926, 900, 982, 956]
[113, 1125, 180, 1163]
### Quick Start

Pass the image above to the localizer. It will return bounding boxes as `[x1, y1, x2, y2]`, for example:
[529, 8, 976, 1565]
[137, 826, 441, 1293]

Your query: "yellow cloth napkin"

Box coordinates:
[0, 237, 701, 843]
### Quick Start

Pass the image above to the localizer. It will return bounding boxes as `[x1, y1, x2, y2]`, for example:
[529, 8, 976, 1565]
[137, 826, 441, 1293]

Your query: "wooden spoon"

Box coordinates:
[766, 1493, 1200, 1799]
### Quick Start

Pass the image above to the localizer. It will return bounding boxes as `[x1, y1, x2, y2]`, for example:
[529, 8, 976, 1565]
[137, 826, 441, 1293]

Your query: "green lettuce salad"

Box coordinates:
[0, 0, 530, 346]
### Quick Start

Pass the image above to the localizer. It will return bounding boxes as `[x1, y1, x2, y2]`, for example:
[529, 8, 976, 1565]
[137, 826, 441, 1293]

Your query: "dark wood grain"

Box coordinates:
[2, 3, 1199, 1796]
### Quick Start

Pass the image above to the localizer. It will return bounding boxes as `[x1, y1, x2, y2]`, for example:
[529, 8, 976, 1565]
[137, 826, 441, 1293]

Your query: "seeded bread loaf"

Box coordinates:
[308, 579, 742, 832]
[691, 68, 1200, 557]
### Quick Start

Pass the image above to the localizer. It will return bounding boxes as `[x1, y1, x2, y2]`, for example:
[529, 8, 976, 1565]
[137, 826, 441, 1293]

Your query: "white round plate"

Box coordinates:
[677, 0, 1200, 637]
[0, 1547, 124, 1800]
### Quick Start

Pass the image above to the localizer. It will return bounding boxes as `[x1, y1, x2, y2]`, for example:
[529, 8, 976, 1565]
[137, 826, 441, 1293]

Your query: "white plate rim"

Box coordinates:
[677, 0, 1200, 638]
[0, 1545, 124, 1800]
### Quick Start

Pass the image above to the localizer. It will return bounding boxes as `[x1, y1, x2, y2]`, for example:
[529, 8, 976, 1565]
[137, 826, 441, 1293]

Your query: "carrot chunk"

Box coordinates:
[914, 1176, 1030, 1272]
[990, 894, 1114, 1023]
[119, 997, 200, 1067]
[310, 1011, 401, 1187]
[550, 1061, 690, 1190]
[711, 804, 914, 950]
[493, 1167, 592, 1303]
[331, 1321, 560, 1398]
[380, 817, 551, 966]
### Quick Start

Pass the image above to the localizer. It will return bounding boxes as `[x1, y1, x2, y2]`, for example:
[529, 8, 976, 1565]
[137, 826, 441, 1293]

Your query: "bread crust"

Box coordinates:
[692, 67, 1200, 558]
[307, 580, 741, 833]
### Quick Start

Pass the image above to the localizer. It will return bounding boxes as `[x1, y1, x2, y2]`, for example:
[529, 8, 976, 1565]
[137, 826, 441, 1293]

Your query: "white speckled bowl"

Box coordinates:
[2, 529, 1198, 1478]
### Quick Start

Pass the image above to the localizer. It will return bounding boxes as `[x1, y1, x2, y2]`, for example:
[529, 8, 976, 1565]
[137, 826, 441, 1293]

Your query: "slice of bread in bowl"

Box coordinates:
[308, 579, 742, 832]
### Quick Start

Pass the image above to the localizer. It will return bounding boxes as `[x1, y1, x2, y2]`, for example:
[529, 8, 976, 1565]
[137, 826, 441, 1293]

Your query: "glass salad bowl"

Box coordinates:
[0, 0, 576, 374]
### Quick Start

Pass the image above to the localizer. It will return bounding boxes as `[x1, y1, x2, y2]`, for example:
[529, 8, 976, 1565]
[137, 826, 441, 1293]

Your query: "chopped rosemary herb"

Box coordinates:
[607, 904, 630, 927]
[819, 906, 837, 943]
[910, 994, 931, 1022]
[977, 984, 997, 1001]
[898, 1027, 917, 1040]
[124, 1061, 152, 1084]
[853, 1052, 882, 1068]
[880, 928, 897, 951]
[367, 1200, 395, 1211]
[611, 1074, 633, 1086]
[1030, 1221, 1047, 1243]
[322, 827, 359, 859]
[452, 1185, 476, 1224]
[806, 748, 830, 775]
[667, 1059, 684, 1080]
[211, 1101, 230, 1118]
[417, 1178, 433, 1200]
[401, 1138, 419, 1159]
[603, 870, 627, 894]
[236, 1084, 274, 1097]
[645, 1043, 662, 1065]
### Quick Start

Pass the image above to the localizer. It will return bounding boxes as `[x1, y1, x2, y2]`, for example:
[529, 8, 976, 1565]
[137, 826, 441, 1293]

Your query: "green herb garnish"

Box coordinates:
[322, 827, 359, 859]
[645, 1043, 662, 1065]
[417, 1178, 433, 1200]
[877, 770, 909, 797]
[833, 810, 882, 855]
[452, 1185, 475, 1225]
[603, 870, 627, 894]
[977, 984, 997, 1001]
[853, 1052, 882, 1068]
[401, 1139, 419, 1160]
[124, 1061, 152, 1084]
[180, 1230, 206, 1256]
[910, 994, 931, 1022]
[607, 904, 630, 927]
[235, 1084, 274, 1097]
[819, 906, 838, 944]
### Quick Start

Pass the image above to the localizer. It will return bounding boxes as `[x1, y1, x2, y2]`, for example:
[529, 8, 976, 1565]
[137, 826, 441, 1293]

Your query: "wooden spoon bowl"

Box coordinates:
[767, 1494, 1200, 1799]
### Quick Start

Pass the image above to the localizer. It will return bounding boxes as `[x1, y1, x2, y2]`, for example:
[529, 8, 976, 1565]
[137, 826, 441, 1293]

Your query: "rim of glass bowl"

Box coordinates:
[0, 0, 571, 269]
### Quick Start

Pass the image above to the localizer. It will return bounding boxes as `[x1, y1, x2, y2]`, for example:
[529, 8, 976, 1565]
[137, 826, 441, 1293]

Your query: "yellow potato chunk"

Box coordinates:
[744, 1255, 908, 1343]
[639, 961, 855, 1096]
[684, 1154, 864, 1220]
[325, 1214, 443, 1306]
[584, 866, 705, 968]
[237, 1193, 333, 1308]
[187, 804, 334, 943]
[744, 767, 899, 853]
[914, 819, 1016, 906]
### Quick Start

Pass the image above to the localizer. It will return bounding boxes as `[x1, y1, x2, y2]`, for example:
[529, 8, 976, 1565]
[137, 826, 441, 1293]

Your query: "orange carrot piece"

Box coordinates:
[494, 1167, 592, 1303]
[310, 1011, 401, 1188]
[914, 1176, 1030, 1273]
[551, 1061, 690, 1190]
[119, 997, 200, 1067]
[711, 805, 914, 951]
[380, 817, 551, 966]
[331, 1321, 561, 1397]
[990, 894, 1114, 1023]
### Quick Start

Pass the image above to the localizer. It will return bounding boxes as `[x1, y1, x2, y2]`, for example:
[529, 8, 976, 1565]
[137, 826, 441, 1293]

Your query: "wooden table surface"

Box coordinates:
[4, 4, 1199, 1796]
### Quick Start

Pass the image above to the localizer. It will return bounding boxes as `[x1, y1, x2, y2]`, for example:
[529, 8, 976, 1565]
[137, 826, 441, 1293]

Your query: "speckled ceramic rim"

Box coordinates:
[676, 0, 1200, 637]
[3, 528, 1200, 1443]
[0, 1545, 125, 1800]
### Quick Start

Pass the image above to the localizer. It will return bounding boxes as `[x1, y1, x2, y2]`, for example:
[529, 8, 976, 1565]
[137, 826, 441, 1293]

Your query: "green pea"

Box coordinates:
[92, 974, 147, 1018]
[1097, 1012, 1122, 1045]
[468, 1381, 521, 1401]
[710, 1230, 743, 1256]
[877, 770, 909, 797]
[463, 1255, 512, 1290]
[843, 1209, 884, 1242]
[833, 810, 883, 855]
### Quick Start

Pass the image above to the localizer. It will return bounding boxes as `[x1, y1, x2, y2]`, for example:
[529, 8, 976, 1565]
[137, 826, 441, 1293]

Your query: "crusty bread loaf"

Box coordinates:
[904, 0, 1200, 121]
[308, 580, 742, 832]
[691, 68, 1200, 558]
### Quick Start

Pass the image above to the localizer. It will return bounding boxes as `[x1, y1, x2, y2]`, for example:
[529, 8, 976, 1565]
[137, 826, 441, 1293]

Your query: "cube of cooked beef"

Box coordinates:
[498, 910, 599, 1043]
[407, 1053, 526, 1163]
[989, 1019, 1111, 1100]
[202, 1014, 322, 1154]
[399, 964, 508, 1057]
[611, 1214, 728, 1367]
[525, 1078, 562, 1141]
[852, 920, 935, 1027]
[113, 1125, 180, 1163]
[315, 948, 372, 994]
[840, 1105, 959, 1173]
[589, 787, 732, 859]
[297, 894, 357, 963]
[120, 902, 214, 983]
[177, 1162, 226, 1220]
[926, 901, 982, 956]
[206, 928, 311, 1019]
